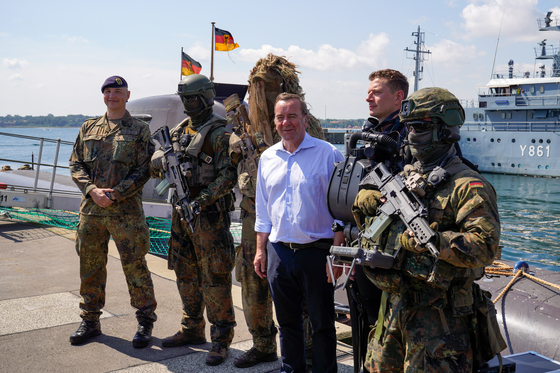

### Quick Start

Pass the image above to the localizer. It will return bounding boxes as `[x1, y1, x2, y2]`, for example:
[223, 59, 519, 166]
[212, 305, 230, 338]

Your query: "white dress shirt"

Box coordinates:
[255, 133, 344, 244]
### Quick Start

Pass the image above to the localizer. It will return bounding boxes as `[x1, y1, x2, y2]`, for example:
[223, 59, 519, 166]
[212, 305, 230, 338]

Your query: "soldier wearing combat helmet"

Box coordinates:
[353, 87, 503, 372]
[151, 74, 237, 366]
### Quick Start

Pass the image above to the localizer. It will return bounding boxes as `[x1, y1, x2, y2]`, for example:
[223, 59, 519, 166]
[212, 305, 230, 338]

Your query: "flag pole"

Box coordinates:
[180, 47, 184, 81]
[210, 22, 215, 82]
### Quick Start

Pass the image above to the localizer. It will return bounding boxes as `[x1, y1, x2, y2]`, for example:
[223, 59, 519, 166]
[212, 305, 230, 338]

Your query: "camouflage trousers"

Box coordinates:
[365, 292, 473, 372]
[169, 207, 236, 347]
[235, 205, 277, 354]
[76, 213, 157, 323]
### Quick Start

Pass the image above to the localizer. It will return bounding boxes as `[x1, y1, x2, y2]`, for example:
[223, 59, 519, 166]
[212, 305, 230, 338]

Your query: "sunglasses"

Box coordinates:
[405, 120, 434, 132]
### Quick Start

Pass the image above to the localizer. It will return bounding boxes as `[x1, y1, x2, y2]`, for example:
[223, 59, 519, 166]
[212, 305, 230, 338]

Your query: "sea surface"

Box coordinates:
[1, 127, 559, 273]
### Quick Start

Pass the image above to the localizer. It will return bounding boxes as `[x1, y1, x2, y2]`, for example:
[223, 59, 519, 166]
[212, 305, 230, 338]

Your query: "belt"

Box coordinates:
[278, 238, 333, 250]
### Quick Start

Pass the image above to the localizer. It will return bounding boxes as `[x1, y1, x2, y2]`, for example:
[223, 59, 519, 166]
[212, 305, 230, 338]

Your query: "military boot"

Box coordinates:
[162, 331, 206, 347]
[206, 343, 228, 366]
[132, 321, 153, 348]
[69, 320, 101, 345]
[234, 347, 278, 368]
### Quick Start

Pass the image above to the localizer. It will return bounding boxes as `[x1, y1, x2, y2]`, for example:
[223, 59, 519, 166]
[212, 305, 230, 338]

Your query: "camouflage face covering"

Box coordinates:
[246, 53, 325, 146]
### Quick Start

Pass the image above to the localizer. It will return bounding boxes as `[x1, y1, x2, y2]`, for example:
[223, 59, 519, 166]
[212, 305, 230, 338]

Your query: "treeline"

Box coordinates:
[321, 119, 365, 129]
[0, 114, 91, 128]
[0, 114, 365, 129]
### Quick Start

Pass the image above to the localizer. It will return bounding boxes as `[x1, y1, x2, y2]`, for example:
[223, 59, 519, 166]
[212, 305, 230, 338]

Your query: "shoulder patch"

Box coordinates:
[470, 181, 484, 188]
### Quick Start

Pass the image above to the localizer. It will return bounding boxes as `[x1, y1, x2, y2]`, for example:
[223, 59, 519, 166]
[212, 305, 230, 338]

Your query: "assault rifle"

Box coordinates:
[224, 93, 259, 179]
[360, 163, 440, 258]
[152, 125, 199, 233]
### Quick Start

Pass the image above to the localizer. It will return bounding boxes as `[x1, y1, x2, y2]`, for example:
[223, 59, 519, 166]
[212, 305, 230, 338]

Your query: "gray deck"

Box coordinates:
[0, 217, 354, 373]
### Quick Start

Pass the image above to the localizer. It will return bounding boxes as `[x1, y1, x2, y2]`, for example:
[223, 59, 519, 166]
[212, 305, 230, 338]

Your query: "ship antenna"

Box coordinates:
[490, 7, 507, 80]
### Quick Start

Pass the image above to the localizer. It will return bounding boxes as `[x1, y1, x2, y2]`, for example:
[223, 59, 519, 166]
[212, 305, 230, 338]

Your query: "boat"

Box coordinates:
[458, 12, 560, 178]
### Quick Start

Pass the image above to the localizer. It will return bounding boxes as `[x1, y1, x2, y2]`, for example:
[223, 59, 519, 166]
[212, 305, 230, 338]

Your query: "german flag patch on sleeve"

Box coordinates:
[470, 181, 483, 188]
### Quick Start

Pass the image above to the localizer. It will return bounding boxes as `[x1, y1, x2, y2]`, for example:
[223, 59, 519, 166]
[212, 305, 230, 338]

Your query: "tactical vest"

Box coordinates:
[170, 115, 227, 198]
[362, 161, 484, 309]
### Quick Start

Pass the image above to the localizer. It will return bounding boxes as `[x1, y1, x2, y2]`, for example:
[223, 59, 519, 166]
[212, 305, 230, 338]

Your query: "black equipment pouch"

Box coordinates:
[470, 283, 507, 370]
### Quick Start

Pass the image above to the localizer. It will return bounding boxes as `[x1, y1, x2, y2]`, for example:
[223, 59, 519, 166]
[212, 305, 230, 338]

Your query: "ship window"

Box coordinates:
[539, 86, 544, 93]
[518, 164, 522, 168]
[511, 164, 515, 167]
[501, 113, 506, 119]
[512, 139, 516, 143]
[492, 162, 495, 166]
[539, 139, 543, 143]
[534, 110, 547, 118]
[497, 139, 501, 143]
[530, 86, 535, 94]
[498, 163, 502, 167]
[478, 113, 484, 120]
[467, 138, 471, 141]
[491, 138, 494, 142]
[549, 110, 559, 118]
[473, 138, 477, 142]
[473, 113, 477, 120]
[546, 165, 550, 169]
[506, 112, 512, 119]
[532, 139, 536, 143]
[547, 139, 551, 143]
[538, 165, 543, 169]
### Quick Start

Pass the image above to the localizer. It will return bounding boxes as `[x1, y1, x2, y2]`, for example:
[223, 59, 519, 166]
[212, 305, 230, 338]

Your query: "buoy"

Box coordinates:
[513, 260, 529, 274]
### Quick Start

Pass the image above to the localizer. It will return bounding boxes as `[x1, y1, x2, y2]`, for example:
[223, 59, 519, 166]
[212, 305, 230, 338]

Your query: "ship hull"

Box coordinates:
[459, 108, 560, 178]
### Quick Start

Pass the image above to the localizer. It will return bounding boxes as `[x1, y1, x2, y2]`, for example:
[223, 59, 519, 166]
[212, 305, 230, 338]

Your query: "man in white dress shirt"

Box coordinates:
[254, 93, 344, 373]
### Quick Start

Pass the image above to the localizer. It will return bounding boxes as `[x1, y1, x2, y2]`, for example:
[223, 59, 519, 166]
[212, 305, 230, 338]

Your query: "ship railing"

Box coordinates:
[514, 94, 560, 107]
[0, 131, 81, 207]
[461, 121, 559, 132]
[537, 15, 560, 29]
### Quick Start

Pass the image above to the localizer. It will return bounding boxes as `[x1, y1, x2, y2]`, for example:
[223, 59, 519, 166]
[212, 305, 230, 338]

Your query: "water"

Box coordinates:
[1, 128, 559, 273]
[0, 127, 79, 176]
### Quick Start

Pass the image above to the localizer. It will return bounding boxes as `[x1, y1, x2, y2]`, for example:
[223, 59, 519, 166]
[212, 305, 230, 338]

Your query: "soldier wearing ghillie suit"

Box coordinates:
[352, 87, 503, 372]
[151, 74, 237, 366]
[229, 53, 325, 368]
[69, 75, 157, 348]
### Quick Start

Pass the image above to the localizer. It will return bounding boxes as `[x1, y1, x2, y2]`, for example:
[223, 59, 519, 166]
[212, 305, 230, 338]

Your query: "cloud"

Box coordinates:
[429, 39, 486, 68]
[8, 74, 23, 81]
[186, 45, 210, 62]
[460, 0, 542, 42]
[3, 58, 29, 69]
[237, 33, 390, 72]
[66, 36, 90, 44]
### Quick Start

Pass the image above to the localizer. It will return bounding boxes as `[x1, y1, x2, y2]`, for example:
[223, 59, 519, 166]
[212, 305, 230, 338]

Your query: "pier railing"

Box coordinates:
[0, 131, 80, 207]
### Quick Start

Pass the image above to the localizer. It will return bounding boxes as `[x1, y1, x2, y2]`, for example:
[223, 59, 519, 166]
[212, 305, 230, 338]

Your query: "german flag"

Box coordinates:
[215, 27, 239, 52]
[182, 52, 202, 76]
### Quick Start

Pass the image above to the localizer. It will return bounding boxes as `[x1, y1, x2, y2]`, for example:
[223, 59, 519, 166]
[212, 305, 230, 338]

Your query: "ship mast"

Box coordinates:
[405, 26, 431, 92]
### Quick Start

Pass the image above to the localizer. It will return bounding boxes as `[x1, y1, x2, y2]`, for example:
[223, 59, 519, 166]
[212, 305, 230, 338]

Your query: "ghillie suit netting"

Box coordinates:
[247, 53, 325, 145]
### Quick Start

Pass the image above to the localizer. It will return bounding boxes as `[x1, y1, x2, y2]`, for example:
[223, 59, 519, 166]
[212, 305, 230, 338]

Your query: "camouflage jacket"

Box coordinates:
[168, 115, 237, 210]
[69, 110, 154, 216]
[361, 166, 500, 298]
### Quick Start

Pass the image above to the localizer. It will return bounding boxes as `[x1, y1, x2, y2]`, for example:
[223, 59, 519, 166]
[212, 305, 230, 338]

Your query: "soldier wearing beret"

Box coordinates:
[69, 75, 157, 348]
[353, 87, 501, 372]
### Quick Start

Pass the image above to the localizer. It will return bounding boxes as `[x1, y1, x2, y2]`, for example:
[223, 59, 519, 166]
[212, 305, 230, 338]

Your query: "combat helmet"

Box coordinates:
[399, 87, 465, 127]
[177, 74, 215, 116]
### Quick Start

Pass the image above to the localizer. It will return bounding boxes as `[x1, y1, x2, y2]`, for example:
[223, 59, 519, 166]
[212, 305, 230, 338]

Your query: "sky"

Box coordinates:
[1, 0, 560, 119]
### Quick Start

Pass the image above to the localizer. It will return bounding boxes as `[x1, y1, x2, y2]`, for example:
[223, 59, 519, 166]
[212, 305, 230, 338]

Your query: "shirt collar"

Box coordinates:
[278, 132, 314, 154]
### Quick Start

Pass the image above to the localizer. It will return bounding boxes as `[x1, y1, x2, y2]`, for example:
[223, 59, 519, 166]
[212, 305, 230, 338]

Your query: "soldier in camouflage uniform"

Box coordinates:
[229, 54, 326, 368]
[353, 87, 501, 372]
[69, 76, 157, 348]
[151, 74, 237, 366]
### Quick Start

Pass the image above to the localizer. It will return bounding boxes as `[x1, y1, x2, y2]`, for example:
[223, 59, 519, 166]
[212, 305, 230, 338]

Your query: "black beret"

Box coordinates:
[101, 76, 128, 93]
